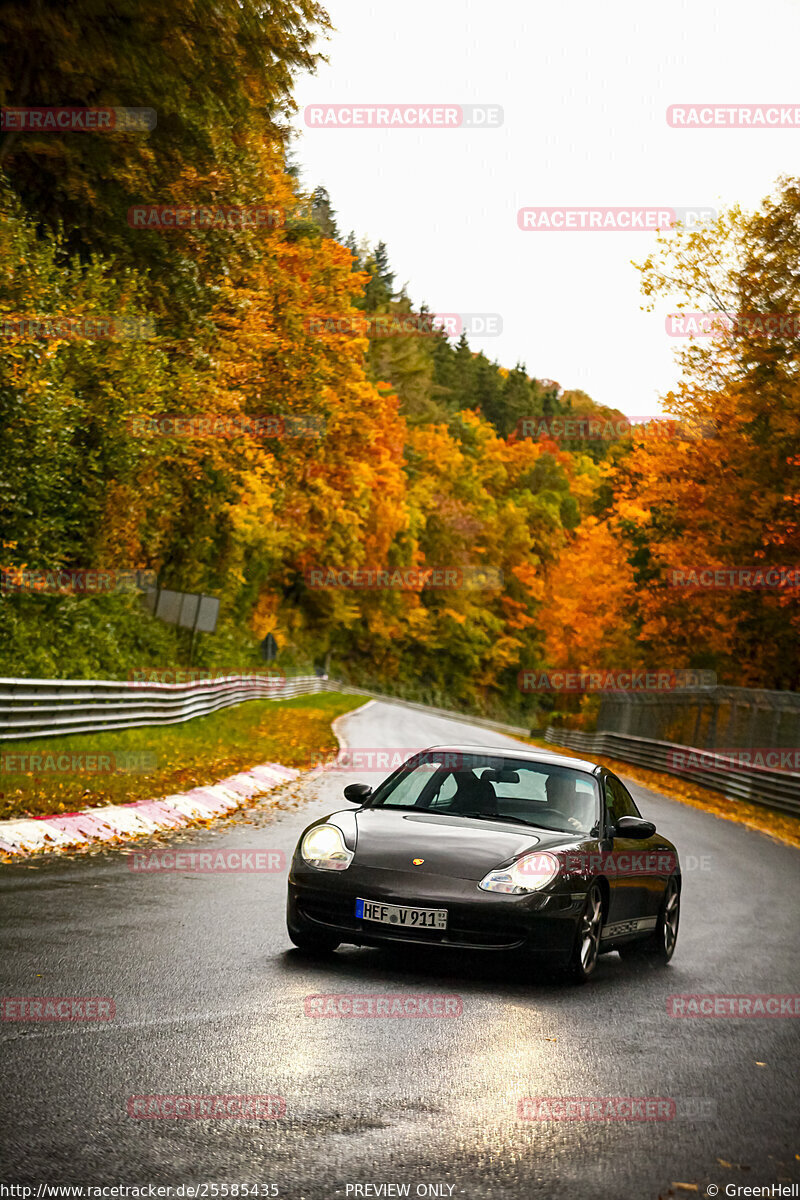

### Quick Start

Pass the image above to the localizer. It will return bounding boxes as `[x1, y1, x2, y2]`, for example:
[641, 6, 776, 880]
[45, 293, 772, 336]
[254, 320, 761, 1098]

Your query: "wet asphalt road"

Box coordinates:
[1, 699, 799, 1199]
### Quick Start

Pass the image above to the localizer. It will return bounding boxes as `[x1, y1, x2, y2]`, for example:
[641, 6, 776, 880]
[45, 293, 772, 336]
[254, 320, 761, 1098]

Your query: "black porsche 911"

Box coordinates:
[286, 745, 681, 982]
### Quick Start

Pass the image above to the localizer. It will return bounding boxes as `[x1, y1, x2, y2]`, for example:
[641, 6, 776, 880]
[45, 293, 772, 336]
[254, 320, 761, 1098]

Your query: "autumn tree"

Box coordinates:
[611, 179, 800, 688]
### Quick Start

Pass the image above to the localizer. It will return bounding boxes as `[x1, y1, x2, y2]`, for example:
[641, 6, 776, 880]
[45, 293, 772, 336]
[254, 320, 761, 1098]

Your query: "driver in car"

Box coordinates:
[545, 773, 595, 831]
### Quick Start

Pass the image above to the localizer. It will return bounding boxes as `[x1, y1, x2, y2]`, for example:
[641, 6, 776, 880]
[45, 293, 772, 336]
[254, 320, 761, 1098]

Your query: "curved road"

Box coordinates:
[1, 700, 799, 1198]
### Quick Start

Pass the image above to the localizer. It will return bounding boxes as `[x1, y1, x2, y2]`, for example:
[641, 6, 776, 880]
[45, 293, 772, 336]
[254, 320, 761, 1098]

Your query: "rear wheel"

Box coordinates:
[564, 884, 603, 984]
[619, 876, 680, 965]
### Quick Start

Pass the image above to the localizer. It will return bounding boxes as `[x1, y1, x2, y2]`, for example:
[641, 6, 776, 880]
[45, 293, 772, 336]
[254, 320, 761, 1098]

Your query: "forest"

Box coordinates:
[1, 0, 798, 721]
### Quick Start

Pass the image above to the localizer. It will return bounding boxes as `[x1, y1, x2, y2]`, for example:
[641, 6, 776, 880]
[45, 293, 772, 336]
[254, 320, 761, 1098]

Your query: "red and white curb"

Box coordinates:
[0, 762, 299, 859]
[0, 701, 368, 860]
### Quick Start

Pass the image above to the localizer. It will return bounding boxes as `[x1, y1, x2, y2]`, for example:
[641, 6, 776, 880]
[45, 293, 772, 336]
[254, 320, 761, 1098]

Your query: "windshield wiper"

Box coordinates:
[459, 812, 586, 834]
[371, 804, 429, 811]
[457, 812, 537, 828]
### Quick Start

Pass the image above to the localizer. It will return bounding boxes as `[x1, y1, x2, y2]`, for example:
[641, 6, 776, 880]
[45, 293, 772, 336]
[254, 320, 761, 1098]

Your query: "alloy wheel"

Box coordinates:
[580, 889, 603, 973]
[663, 880, 680, 956]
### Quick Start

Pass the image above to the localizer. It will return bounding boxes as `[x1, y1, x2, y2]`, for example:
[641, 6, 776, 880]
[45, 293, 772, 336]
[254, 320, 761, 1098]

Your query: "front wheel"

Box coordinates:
[564, 884, 604, 984]
[619, 876, 680, 965]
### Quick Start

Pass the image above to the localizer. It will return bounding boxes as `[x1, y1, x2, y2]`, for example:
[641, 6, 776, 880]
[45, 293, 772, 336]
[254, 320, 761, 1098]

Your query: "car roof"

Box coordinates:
[424, 744, 603, 775]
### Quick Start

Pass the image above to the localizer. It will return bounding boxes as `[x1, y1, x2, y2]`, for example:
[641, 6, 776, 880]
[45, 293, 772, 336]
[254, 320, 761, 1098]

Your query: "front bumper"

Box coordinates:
[287, 862, 587, 963]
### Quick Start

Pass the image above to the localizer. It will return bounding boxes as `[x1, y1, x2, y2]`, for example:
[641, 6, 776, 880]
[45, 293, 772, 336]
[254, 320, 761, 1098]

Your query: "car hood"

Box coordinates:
[344, 807, 580, 881]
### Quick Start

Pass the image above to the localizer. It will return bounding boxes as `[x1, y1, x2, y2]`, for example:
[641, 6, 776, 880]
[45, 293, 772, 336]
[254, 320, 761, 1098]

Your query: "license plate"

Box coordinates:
[355, 897, 447, 930]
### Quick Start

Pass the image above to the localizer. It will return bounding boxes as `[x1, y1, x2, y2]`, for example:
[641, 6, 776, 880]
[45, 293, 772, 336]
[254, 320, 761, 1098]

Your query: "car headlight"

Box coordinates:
[479, 851, 561, 894]
[300, 824, 354, 871]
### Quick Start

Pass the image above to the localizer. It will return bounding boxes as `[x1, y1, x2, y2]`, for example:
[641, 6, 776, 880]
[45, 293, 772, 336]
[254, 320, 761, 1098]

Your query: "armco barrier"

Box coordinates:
[0, 675, 328, 740]
[0, 675, 529, 742]
[544, 726, 800, 818]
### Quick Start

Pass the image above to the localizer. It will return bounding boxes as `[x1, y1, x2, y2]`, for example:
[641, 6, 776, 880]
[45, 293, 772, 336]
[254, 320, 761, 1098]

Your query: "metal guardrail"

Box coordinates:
[0, 674, 529, 742]
[0, 675, 328, 740]
[544, 726, 800, 817]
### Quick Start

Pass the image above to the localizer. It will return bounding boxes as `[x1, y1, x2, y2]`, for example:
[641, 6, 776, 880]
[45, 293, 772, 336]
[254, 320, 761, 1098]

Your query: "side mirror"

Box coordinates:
[343, 782, 372, 804]
[613, 815, 656, 840]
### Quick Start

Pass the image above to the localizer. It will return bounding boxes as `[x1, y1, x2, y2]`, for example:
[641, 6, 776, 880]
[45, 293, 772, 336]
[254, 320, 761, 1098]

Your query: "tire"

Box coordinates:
[564, 884, 604, 984]
[619, 876, 680, 965]
[287, 923, 340, 955]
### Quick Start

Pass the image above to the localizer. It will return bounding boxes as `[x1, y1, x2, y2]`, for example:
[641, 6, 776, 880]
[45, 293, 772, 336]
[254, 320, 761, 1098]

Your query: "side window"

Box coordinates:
[605, 774, 641, 824]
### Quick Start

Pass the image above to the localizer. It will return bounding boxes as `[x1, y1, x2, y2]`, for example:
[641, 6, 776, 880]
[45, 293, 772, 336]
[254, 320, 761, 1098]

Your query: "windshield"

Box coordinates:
[370, 751, 599, 834]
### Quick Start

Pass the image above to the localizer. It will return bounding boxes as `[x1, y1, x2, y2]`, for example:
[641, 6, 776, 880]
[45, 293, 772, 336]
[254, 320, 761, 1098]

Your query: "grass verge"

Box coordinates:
[0, 692, 366, 821]
[525, 736, 800, 851]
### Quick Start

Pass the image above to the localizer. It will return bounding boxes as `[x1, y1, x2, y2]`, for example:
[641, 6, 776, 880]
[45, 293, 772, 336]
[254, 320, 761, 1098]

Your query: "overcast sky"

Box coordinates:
[290, 0, 800, 416]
